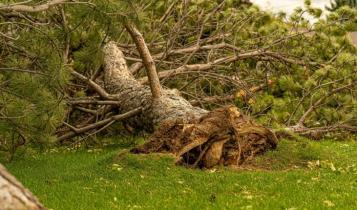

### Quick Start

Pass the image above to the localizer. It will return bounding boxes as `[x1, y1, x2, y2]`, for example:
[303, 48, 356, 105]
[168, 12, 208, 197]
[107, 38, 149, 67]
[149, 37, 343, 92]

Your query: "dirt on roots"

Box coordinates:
[131, 106, 278, 168]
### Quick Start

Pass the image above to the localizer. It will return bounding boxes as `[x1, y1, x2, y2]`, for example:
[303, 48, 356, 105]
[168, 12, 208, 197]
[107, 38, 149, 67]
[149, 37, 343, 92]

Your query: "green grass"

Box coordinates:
[2, 138, 357, 210]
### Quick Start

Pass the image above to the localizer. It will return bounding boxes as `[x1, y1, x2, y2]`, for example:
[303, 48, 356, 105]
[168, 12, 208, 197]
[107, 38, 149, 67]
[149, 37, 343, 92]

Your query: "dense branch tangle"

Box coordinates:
[113, 1, 356, 138]
[0, 0, 94, 13]
[0, 0, 356, 154]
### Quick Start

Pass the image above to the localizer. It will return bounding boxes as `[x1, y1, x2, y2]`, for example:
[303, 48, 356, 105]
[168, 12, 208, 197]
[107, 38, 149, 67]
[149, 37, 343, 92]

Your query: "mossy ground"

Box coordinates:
[3, 137, 357, 210]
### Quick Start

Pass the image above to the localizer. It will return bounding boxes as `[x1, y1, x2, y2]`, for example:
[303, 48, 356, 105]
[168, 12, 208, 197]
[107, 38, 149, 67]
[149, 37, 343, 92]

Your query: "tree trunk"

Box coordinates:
[103, 42, 277, 168]
[103, 42, 208, 130]
[0, 164, 45, 210]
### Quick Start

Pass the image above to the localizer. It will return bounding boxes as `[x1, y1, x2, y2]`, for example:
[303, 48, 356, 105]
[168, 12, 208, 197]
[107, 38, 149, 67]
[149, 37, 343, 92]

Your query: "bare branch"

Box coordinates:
[128, 42, 235, 74]
[0, 67, 48, 75]
[297, 82, 356, 126]
[189, 82, 270, 106]
[124, 22, 162, 98]
[139, 50, 266, 84]
[284, 124, 357, 140]
[56, 107, 142, 142]
[70, 69, 114, 100]
[75, 106, 98, 115]
[68, 100, 120, 105]
[0, 0, 67, 13]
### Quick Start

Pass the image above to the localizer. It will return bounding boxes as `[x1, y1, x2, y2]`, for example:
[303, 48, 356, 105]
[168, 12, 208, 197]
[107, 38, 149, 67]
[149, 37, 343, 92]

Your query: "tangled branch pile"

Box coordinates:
[0, 0, 356, 159]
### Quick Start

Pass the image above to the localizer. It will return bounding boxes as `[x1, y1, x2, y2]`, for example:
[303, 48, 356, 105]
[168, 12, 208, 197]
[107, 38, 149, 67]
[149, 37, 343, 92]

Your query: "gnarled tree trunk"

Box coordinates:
[103, 42, 208, 130]
[0, 164, 45, 210]
[103, 42, 278, 168]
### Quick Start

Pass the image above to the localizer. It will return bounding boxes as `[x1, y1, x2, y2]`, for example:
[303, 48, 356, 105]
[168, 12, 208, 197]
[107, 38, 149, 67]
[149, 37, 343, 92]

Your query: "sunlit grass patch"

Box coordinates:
[3, 138, 357, 210]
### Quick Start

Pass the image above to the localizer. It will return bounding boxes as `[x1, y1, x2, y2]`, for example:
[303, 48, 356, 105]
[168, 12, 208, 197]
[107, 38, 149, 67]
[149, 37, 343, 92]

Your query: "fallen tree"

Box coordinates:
[0, 0, 356, 207]
[101, 37, 277, 168]
[1, 0, 356, 159]
[53, 21, 278, 168]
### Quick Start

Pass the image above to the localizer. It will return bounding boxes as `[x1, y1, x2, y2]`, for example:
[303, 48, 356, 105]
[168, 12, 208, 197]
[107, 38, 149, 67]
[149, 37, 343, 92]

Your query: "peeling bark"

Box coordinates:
[0, 164, 45, 210]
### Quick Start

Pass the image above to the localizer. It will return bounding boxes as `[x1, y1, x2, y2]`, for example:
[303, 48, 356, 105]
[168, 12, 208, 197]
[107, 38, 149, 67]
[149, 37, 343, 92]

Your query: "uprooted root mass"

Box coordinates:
[131, 106, 278, 168]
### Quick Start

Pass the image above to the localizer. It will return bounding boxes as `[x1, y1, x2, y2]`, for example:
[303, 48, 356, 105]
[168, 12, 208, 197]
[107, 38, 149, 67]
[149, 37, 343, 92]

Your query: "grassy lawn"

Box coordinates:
[3, 138, 357, 210]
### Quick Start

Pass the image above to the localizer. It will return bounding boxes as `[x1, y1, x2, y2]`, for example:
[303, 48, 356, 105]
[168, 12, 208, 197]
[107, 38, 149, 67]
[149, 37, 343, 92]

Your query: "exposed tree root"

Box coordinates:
[131, 106, 278, 168]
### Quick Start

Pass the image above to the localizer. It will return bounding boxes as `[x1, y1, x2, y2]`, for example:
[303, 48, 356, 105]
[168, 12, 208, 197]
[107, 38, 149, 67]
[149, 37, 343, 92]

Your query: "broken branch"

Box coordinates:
[56, 107, 142, 142]
[124, 22, 162, 99]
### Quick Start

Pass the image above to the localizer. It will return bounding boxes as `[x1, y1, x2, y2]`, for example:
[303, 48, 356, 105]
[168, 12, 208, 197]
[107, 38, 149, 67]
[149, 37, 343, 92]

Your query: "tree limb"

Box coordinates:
[0, 0, 67, 12]
[139, 50, 266, 84]
[68, 100, 120, 105]
[56, 107, 142, 142]
[70, 69, 114, 100]
[297, 82, 356, 126]
[124, 22, 162, 99]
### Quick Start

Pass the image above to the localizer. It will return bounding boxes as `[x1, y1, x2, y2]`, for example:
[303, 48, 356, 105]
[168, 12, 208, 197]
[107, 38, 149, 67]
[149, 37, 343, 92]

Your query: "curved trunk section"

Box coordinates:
[0, 164, 45, 210]
[103, 42, 207, 130]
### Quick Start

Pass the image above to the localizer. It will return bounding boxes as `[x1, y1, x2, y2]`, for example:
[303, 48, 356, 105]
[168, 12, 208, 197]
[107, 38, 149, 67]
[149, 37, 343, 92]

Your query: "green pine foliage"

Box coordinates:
[0, 1, 124, 157]
[326, 0, 357, 11]
[234, 5, 357, 128]
[0, 0, 356, 157]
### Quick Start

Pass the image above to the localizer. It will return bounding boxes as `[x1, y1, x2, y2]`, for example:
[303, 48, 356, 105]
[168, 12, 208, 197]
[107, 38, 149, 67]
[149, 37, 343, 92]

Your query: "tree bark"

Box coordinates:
[0, 164, 45, 210]
[103, 42, 207, 130]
